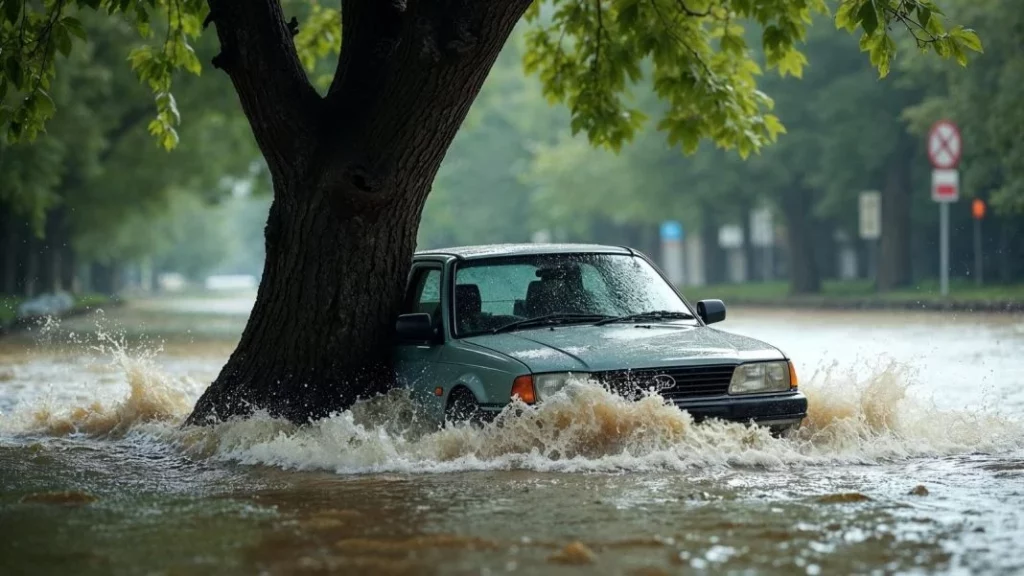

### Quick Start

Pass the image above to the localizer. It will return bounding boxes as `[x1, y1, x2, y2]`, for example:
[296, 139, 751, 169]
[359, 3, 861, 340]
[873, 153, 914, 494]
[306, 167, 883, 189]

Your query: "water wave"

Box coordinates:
[4, 343, 1022, 475]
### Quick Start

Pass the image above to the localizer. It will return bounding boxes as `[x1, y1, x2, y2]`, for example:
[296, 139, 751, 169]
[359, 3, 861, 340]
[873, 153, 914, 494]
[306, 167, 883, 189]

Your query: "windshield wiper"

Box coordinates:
[492, 313, 612, 334]
[593, 310, 696, 326]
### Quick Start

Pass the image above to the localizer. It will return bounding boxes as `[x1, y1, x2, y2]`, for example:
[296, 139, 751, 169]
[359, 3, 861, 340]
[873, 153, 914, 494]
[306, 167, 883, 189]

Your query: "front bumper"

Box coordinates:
[672, 390, 808, 429]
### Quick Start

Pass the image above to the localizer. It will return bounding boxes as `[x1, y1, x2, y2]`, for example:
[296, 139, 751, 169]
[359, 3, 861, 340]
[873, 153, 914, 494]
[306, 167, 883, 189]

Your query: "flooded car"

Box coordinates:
[394, 244, 807, 433]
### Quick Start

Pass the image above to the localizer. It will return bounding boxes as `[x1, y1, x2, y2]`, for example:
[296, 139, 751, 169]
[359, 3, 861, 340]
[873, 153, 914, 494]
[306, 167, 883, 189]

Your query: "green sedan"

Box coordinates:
[393, 244, 807, 434]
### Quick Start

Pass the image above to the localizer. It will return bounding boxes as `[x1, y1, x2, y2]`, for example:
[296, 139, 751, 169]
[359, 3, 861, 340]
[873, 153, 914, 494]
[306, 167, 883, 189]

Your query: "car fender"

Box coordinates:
[445, 372, 490, 406]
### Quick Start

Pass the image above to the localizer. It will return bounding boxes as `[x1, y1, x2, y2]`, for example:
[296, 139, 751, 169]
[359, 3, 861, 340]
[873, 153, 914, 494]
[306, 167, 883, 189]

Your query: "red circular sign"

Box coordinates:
[928, 120, 962, 169]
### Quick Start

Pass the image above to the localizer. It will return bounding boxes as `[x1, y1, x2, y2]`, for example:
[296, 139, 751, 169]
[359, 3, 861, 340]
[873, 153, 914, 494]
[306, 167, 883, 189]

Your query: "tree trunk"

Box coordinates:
[700, 202, 724, 285]
[781, 186, 820, 295]
[61, 244, 78, 293]
[1, 207, 16, 295]
[739, 201, 756, 283]
[91, 263, 119, 296]
[41, 209, 65, 293]
[187, 0, 532, 424]
[23, 234, 38, 298]
[877, 140, 912, 290]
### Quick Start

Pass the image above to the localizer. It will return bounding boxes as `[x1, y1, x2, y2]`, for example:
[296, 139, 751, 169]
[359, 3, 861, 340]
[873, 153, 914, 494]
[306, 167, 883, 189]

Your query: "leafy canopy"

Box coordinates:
[0, 0, 981, 156]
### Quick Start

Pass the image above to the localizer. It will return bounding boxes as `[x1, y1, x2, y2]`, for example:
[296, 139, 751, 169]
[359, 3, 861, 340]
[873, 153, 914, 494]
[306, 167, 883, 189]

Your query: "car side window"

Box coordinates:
[405, 268, 442, 318]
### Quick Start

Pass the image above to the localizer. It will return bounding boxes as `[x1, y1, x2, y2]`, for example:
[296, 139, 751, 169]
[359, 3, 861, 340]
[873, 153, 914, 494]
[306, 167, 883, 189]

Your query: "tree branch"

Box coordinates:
[312, 0, 531, 216]
[674, 0, 709, 18]
[205, 0, 323, 187]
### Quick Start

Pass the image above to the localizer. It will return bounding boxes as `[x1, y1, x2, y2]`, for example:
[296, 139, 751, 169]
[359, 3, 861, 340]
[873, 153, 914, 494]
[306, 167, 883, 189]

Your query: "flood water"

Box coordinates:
[1, 296, 1023, 575]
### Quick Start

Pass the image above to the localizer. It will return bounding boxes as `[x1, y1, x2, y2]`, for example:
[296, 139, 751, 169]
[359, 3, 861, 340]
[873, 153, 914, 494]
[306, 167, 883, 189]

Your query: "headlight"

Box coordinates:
[728, 361, 791, 395]
[534, 372, 576, 400]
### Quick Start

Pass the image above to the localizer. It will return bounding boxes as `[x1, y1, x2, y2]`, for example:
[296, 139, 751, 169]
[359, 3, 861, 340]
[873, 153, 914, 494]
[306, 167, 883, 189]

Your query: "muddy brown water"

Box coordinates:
[1, 297, 1023, 575]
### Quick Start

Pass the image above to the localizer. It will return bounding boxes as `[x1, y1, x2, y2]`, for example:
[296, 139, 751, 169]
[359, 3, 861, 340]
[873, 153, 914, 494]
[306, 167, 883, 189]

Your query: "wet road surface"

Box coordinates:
[1, 296, 1022, 575]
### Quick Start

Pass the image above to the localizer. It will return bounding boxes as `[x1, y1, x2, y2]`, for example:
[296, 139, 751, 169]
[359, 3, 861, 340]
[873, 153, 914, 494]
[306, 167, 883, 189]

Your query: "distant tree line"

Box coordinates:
[0, 14, 263, 298]
[420, 2, 1024, 292]
[1, 1, 1021, 301]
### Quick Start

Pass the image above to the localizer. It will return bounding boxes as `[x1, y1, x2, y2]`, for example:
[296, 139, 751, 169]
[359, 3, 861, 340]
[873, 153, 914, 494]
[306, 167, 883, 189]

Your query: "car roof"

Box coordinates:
[415, 243, 633, 260]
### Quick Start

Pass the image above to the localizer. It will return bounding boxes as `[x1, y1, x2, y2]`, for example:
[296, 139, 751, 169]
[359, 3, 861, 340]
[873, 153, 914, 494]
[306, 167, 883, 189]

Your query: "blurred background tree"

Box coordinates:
[2, 0, 1022, 304]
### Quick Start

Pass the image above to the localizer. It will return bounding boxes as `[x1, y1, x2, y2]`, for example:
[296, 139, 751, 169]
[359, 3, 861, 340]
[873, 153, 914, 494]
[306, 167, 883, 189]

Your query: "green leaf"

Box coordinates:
[834, 1, 858, 32]
[30, 89, 55, 117]
[2, 0, 19, 24]
[62, 16, 87, 40]
[857, 0, 878, 36]
[917, 6, 931, 29]
[56, 26, 74, 57]
[4, 57, 23, 89]
[951, 26, 983, 53]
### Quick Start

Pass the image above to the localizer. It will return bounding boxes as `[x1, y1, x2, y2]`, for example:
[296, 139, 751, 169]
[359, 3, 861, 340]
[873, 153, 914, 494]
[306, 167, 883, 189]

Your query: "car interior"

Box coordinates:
[455, 265, 594, 334]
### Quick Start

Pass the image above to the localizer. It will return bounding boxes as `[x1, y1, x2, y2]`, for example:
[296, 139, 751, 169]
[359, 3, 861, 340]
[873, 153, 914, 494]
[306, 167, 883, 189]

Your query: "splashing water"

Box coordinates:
[5, 335, 1020, 476]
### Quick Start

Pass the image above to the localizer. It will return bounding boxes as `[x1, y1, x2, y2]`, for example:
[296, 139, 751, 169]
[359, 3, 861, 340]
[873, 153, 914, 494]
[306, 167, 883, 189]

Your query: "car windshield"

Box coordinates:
[452, 253, 692, 337]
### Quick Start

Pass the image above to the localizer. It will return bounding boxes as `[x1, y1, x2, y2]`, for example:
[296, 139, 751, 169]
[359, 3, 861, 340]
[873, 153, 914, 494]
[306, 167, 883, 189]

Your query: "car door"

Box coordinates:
[394, 263, 447, 419]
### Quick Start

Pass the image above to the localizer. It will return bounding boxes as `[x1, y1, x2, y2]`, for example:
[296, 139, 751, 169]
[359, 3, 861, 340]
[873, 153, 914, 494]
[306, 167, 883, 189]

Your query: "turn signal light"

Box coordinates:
[511, 375, 536, 404]
[788, 361, 798, 389]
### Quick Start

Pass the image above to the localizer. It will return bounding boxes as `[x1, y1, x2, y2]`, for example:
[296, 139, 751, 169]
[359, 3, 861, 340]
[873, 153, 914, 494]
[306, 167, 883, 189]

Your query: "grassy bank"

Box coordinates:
[683, 280, 1024, 311]
[0, 293, 115, 328]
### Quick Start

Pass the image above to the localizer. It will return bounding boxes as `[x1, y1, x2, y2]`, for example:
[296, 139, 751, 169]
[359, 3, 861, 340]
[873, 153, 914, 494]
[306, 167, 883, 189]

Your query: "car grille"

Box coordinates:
[592, 365, 735, 400]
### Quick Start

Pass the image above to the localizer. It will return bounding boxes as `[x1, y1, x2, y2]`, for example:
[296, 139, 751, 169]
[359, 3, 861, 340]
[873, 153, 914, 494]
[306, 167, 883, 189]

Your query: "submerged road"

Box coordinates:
[0, 295, 1021, 574]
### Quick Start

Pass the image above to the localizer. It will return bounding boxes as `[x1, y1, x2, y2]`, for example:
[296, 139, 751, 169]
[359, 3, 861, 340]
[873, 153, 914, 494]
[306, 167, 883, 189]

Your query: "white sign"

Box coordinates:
[858, 191, 882, 239]
[932, 169, 960, 203]
[750, 208, 773, 247]
[928, 120, 962, 169]
[717, 225, 743, 249]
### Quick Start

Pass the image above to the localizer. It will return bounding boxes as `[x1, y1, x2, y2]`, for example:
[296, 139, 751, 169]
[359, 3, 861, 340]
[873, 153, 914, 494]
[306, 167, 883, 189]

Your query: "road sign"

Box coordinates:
[972, 198, 986, 220]
[858, 191, 881, 240]
[928, 120, 962, 169]
[717, 225, 743, 249]
[660, 220, 683, 241]
[750, 208, 773, 247]
[932, 169, 959, 202]
[660, 220, 685, 285]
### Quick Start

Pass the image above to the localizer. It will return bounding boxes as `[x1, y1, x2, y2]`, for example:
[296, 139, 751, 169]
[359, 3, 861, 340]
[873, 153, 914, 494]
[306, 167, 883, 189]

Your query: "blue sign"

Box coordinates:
[660, 220, 684, 241]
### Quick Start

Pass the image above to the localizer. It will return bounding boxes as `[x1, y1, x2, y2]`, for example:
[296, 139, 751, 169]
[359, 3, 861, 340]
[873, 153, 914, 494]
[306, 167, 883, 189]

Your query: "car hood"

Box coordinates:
[462, 323, 784, 373]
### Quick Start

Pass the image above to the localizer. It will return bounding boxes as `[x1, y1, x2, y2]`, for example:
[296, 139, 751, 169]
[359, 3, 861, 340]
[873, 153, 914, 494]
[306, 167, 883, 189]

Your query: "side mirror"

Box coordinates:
[696, 299, 726, 325]
[396, 313, 438, 343]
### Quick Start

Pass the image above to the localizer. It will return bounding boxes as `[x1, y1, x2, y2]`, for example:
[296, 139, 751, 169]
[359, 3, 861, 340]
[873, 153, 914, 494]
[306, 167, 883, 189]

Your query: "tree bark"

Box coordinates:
[699, 201, 724, 285]
[739, 201, 756, 283]
[1, 206, 16, 295]
[41, 209, 65, 293]
[23, 235, 38, 299]
[187, 0, 533, 424]
[781, 186, 820, 295]
[91, 262, 119, 296]
[61, 243, 78, 293]
[877, 139, 912, 290]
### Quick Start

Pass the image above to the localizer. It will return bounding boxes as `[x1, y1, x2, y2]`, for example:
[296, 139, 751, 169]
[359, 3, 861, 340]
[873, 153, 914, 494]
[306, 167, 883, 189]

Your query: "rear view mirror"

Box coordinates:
[396, 313, 437, 343]
[696, 299, 726, 325]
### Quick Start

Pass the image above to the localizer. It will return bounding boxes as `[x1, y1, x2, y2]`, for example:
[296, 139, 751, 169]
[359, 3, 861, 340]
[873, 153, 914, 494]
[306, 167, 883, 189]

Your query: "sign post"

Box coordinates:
[858, 191, 881, 281]
[972, 198, 986, 286]
[928, 120, 962, 297]
[660, 220, 685, 286]
[750, 208, 774, 281]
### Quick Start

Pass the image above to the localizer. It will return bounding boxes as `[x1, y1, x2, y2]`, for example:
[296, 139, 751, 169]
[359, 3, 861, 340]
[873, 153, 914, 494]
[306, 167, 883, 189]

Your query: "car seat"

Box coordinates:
[455, 284, 482, 332]
[524, 267, 588, 317]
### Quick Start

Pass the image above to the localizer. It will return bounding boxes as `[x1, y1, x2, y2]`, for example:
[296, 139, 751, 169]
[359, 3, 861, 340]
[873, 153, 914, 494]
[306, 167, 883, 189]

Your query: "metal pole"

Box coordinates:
[974, 217, 983, 286]
[868, 239, 877, 282]
[940, 202, 950, 296]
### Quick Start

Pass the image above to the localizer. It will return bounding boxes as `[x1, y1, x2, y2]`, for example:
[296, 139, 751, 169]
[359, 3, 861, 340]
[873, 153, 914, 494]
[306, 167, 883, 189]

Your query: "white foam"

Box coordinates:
[6, 343, 1021, 476]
